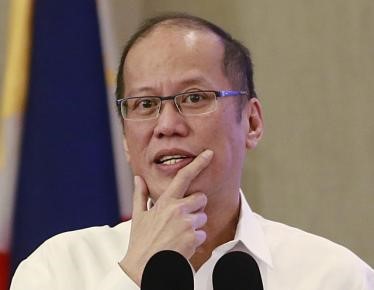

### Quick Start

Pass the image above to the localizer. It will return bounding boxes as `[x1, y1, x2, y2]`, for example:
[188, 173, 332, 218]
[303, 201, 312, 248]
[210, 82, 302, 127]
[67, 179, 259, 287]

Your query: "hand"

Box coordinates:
[119, 149, 214, 286]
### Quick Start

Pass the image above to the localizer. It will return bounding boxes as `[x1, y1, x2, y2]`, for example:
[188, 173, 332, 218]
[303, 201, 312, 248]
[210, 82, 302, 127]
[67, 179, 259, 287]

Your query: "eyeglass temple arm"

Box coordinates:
[217, 90, 248, 97]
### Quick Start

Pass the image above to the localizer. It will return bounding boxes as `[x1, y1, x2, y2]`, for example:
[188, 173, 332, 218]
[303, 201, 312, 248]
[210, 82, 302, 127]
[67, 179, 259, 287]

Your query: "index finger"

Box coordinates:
[164, 149, 214, 199]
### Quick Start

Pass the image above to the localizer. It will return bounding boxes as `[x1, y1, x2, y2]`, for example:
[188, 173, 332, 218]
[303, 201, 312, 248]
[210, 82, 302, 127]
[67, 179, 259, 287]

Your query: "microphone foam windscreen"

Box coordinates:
[212, 251, 263, 290]
[141, 250, 194, 290]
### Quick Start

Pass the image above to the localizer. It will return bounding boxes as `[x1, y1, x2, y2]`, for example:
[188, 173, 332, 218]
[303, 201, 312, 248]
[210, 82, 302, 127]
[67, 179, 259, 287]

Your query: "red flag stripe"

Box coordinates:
[0, 252, 10, 290]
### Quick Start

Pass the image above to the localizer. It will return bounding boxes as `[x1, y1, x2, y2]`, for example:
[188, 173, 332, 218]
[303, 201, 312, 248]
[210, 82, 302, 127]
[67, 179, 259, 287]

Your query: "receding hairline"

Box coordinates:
[132, 16, 218, 43]
[124, 18, 233, 93]
[125, 18, 224, 61]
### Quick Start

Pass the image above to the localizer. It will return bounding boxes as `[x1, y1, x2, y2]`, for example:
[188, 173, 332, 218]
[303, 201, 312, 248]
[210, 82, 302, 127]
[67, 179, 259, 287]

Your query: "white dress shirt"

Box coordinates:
[11, 192, 374, 290]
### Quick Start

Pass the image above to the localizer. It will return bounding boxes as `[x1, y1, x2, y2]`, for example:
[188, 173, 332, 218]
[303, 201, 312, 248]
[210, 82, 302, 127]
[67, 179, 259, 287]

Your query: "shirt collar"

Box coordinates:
[147, 190, 273, 267]
[232, 189, 273, 267]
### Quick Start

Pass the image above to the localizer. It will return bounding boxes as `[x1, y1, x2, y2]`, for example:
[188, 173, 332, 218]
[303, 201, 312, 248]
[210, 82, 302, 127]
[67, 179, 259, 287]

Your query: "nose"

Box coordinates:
[153, 101, 189, 138]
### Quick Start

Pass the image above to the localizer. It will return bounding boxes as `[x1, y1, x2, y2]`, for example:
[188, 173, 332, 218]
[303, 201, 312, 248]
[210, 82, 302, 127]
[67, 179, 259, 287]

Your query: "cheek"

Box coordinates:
[200, 122, 236, 165]
[124, 126, 151, 172]
[215, 116, 247, 167]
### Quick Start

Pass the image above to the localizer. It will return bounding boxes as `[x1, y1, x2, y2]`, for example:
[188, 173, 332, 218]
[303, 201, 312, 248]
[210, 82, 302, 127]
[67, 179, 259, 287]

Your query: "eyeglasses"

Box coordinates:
[116, 90, 248, 121]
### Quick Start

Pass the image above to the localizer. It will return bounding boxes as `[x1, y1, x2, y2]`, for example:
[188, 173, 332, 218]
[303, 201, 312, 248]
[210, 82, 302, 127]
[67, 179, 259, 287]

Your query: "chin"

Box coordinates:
[148, 182, 168, 202]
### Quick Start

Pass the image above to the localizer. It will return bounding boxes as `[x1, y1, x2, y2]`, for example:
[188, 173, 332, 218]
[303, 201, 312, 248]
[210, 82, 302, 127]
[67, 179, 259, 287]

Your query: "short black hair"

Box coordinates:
[115, 12, 257, 115]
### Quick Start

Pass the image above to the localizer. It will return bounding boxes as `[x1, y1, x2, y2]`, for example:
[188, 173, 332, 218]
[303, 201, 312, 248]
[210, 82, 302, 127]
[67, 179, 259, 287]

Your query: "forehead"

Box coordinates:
[123, 25, 230, 95]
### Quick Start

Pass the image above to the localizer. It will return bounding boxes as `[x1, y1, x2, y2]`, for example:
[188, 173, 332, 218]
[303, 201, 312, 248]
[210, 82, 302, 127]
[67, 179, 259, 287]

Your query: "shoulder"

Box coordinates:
[41, 220, 132, 254]
[16, 220, 132, 275]
[11, 221, 133, 289]
[255, 213, 374, 289]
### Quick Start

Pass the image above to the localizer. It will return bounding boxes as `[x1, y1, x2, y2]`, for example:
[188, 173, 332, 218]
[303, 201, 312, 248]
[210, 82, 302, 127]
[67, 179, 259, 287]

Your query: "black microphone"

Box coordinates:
[141, 250, 194, 290]
[212, 251, 263, 290]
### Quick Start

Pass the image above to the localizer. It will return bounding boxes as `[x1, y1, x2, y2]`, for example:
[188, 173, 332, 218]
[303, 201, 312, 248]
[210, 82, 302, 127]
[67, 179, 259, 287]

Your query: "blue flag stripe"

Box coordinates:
[11, 0, 120, 274]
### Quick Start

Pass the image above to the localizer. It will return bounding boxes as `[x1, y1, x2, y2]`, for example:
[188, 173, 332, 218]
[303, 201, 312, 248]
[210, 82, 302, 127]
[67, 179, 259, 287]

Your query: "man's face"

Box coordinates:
[122, 26, 261, 203]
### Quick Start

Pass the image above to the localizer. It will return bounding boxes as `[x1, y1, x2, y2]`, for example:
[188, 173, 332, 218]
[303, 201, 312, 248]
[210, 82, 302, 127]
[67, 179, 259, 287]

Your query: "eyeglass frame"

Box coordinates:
[116, 90, 248, 121]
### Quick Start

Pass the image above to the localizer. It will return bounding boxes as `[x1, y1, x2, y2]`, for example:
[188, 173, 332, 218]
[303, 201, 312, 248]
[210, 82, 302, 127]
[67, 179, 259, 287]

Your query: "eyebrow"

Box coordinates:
[126, 76, 214, 97]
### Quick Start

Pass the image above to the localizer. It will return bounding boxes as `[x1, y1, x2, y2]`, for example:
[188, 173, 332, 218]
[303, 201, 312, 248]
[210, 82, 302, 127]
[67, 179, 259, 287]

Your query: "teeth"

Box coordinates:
[164, 158, 182, 165]
[159, 155, 185, 162]
[159, 155, 187, 165]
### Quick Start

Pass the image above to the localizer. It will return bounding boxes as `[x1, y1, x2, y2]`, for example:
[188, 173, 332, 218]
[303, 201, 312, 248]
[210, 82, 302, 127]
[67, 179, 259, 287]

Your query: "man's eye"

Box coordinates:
[134, 98, 157, 110]
[185, 93, 204, 103]
[140, 99, 153, 108]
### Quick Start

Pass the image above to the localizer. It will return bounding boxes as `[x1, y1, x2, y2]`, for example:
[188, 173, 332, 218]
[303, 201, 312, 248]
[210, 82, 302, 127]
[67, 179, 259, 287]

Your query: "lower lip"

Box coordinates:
[155, 157, 195, 175]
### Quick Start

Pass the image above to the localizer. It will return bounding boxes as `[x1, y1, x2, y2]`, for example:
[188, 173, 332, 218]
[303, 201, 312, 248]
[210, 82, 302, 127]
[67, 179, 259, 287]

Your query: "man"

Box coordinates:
[11, 13, 374, 290]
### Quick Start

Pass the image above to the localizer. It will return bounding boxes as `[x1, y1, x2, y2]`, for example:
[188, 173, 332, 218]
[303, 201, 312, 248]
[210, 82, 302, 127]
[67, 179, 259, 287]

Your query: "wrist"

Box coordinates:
[119, 256, 142, 286]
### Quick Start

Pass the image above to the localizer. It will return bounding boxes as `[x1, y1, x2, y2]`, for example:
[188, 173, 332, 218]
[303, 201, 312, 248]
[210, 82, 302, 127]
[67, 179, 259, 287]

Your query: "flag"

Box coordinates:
[96, 1, 134, 221]
[0, 0, 32, 288]
[10, 0, 120, 280]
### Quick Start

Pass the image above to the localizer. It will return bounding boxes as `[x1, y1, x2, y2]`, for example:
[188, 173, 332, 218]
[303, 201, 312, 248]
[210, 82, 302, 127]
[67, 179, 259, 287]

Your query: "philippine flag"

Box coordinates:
[0, 1, 134, 289]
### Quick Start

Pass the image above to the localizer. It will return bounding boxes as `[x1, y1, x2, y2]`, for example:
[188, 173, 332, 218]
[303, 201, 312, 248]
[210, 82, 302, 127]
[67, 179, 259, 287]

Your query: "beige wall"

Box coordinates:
[1, 0, 372, 266]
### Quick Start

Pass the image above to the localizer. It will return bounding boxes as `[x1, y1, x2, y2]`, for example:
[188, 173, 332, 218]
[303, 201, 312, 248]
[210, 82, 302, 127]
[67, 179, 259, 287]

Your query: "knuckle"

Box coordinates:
[195, 193, 207, 205]
[183, 216, 195, 230]
[170, 203, 185, 217]
[156, 196, 174, 209]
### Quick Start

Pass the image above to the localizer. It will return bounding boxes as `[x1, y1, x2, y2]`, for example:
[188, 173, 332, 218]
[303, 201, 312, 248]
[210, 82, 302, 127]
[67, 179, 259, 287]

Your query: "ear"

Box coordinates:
[123, 137, 131, 163]
[244, 98, 264, 150]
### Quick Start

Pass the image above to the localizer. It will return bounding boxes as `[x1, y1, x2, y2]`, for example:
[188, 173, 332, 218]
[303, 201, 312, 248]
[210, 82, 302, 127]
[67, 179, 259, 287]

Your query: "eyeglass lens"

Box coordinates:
[122, 91, 217, 120]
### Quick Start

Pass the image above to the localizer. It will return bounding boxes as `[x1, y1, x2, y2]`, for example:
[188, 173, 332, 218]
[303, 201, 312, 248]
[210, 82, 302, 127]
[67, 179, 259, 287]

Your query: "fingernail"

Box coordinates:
[201, 149, 214, 160]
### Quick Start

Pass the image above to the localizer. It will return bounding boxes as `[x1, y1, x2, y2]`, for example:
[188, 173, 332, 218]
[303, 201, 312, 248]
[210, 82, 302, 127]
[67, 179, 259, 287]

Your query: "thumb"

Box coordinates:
[132, 175, 149, 215]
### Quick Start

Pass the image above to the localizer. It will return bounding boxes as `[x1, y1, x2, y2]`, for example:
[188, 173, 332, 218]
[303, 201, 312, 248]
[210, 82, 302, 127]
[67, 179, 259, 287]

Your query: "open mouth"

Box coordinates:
[156, 155, 189, 165]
